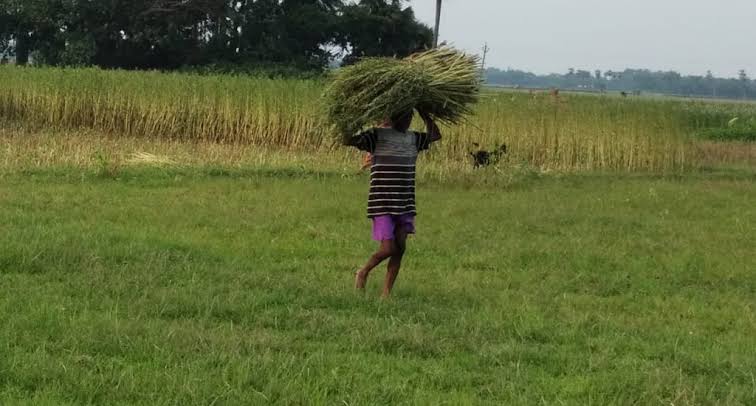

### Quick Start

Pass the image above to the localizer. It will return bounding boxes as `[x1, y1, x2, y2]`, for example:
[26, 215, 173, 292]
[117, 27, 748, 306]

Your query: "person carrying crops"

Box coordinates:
[344, 109, 441, 298]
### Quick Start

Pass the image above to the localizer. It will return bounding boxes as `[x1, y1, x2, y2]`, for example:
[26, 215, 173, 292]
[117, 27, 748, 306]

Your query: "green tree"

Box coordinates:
[0, 0, 430, 71]
[0, 0, 63, 65]
[339, 0, 432, 64]
[240, 0, 343, 68]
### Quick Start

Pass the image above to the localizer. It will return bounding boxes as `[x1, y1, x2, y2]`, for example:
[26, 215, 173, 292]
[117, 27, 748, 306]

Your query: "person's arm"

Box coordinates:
[341, 132, 360, 147]
[360, 152, 373, 171]
[419, 111, 442, 142]
[343, 129, 377, 153]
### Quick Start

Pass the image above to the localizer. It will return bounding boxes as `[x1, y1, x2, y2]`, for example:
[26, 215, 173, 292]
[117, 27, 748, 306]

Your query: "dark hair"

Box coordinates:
[390, 110, 413, 132]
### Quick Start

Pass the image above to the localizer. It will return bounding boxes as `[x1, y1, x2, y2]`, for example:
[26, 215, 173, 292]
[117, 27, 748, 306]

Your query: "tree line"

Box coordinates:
[5, 0, 752, 101]
[486, 67, 756, 100]
[0, 0, 431, 72]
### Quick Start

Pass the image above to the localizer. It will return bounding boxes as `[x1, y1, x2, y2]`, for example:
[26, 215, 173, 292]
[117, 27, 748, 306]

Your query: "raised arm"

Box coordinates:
[342, 132, 357, 147]
[342, 129, 377, 153]
[419, 111, 442, 142]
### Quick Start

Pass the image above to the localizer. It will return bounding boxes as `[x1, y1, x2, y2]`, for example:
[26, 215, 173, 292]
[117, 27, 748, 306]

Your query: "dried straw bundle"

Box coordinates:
[325, 47, 481, 137]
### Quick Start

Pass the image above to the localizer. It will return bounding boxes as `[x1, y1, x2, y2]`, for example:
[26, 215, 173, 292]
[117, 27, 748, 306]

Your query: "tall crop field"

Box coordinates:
[2, 65, 753, 171]
[0, 66, 326, 147]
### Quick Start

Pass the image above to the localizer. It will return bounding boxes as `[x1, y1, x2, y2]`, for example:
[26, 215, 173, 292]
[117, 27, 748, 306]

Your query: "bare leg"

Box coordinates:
[356, 239, 395, 290]
[382, 228, 407, 298]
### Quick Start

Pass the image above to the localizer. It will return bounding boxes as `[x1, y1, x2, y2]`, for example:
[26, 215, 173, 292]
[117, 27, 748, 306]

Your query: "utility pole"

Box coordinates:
[433, 0, 442, 47]
[481, 43, 489, 71]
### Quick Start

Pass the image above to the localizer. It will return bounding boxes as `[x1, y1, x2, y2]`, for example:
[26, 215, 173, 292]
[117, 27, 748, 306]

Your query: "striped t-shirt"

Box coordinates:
[346, 128, 431, 218]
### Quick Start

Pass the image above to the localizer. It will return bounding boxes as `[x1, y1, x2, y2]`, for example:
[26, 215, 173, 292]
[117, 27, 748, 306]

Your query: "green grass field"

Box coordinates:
[2, 164, 755, 405]
[1, 67, 755, 404]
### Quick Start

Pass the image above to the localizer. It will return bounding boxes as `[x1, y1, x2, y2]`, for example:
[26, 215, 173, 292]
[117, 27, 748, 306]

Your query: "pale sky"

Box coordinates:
[408, 0, 756, 78]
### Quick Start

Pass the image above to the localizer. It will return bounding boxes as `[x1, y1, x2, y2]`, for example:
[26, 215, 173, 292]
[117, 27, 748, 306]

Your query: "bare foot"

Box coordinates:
[355, 269, 368, 290]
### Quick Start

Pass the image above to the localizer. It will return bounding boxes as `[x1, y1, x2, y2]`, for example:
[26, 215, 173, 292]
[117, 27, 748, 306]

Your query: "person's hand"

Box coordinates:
[418, 110, 441, 142]
[360, 153, 372, 171]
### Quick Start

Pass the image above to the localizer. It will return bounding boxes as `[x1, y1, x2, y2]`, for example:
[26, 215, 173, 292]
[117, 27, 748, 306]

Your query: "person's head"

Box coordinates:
[389, 110, 413, 133]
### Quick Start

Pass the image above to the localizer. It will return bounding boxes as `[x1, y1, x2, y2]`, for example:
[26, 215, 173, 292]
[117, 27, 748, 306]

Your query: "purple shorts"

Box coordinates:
[372, 214, 416, 241]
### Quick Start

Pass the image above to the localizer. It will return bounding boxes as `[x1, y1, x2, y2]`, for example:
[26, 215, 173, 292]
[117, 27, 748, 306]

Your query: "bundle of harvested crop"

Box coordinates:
[324, 47, 481, 138]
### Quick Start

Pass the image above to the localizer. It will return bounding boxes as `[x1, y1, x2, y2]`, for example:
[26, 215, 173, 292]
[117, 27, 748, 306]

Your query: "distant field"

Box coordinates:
[488, 84, 756, 104]
[1, 165, 755, 405]
[3, 65, 755, 171]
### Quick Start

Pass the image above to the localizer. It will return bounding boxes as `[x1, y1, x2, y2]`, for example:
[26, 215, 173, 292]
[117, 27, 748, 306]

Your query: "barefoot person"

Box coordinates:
[343, 110, 441, 297]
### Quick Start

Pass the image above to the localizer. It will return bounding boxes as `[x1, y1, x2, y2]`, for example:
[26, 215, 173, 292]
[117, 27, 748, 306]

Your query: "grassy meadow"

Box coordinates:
[1, 65, 755, 404]
[1, 165, 755, 405]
